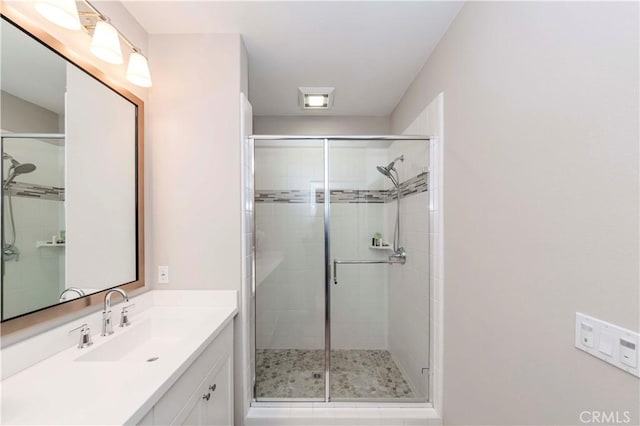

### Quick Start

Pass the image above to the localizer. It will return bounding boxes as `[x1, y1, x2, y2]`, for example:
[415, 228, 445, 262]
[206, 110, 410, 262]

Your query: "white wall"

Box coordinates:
[148, 34, 243, 291]
[1, 91, 60, 134]
[391, 3, 639, 424]
[254, 115, 390, 135]
[147, 32, 247, 424]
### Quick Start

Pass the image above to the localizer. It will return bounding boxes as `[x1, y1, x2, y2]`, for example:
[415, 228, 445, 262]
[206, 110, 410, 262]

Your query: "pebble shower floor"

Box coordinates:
[255, 349, 415, 399]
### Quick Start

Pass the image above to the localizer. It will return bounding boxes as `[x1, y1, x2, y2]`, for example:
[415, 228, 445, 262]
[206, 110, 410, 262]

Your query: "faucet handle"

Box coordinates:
[120, 303, 136, 327]
[69, 323, 93, 349]
[102, 310, 113, 336]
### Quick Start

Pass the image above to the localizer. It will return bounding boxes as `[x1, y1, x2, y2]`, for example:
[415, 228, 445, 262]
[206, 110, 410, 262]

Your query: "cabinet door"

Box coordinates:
[172, 355, 233, 426]
[202, 357, 232, 426]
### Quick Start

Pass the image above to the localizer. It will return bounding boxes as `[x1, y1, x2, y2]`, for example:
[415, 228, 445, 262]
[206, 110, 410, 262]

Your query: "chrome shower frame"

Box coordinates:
[249, 134, 432, 404]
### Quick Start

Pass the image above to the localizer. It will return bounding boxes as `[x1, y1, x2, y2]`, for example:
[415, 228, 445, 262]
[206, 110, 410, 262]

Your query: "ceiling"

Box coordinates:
[123, 1, 463, 116]
[1, 20, 66, 114]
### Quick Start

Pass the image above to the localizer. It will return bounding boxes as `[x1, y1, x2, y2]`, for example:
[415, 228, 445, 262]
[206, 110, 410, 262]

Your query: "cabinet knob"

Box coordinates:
[202, 393, 211, 401]
[209, 384, 217, 392]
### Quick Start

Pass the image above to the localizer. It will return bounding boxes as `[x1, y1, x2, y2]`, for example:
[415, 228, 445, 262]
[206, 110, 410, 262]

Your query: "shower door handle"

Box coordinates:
[333, 258, 403, 285]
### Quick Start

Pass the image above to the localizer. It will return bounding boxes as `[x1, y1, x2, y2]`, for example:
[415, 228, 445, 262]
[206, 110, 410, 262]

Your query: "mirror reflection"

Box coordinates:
[1, 17, 139, 321]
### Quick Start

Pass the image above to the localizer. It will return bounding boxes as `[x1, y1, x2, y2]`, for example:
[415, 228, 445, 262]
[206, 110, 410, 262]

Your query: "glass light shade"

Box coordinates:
[90, 21, 123, 64]
[126, 52, 152, 87]
[35, 0, 81, 30]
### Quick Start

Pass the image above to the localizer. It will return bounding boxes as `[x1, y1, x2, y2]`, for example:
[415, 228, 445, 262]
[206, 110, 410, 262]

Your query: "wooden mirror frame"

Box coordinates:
[0, 4, 145, 335]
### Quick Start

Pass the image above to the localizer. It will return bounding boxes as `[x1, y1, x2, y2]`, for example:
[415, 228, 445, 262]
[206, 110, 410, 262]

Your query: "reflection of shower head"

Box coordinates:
[376, 165, 393, 179]
[11, 163, 36, 174]
[3, 153, 36, 189]
[376, 155, 404, 188]
[385, 155, 404, 171]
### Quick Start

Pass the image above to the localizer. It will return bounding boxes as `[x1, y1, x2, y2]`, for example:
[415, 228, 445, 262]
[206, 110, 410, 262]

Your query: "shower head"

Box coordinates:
[11, 163, 36, 175]
[376, 165, 393, 179]
[376, 155, 404, 188]
[385, 155, 404, 171]
[3, 154, 37, 189]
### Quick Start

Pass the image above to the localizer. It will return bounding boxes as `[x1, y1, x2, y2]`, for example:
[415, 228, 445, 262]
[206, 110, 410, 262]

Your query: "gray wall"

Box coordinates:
[391, 2, 639, 425]
[253, 115, 390, 135]
[147, 33, 248, 425]
[148, 34, 244, 291]
[0, 90, 59, 133]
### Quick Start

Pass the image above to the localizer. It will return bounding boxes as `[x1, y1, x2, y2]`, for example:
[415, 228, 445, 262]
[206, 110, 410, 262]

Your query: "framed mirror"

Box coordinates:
[0, 10, 144, 334]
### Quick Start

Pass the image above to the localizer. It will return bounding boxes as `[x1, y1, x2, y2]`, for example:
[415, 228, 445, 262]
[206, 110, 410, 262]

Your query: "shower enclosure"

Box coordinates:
[252, 135, 431, 403]
[1, 133, 66, 319]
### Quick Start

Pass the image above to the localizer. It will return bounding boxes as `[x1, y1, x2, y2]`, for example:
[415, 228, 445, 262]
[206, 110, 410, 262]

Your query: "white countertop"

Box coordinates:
[0, 290, 238, 425]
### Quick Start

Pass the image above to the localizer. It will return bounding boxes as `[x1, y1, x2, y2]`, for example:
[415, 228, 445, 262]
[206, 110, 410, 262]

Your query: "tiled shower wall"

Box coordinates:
[386, 94, 444, 407]
[384, 138, 430, 399]
[2, 137, 65, 318]
[255, 144, 392, 350]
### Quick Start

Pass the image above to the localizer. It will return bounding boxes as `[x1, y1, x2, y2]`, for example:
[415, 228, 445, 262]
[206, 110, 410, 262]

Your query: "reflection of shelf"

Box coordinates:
[36, 241, 65, 248]
[370, 244, 393, 250]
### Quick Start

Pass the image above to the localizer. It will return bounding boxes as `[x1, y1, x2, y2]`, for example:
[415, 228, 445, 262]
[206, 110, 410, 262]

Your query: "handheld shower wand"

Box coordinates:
[376, 155, 405, 260]
[2, 152, 37, 261]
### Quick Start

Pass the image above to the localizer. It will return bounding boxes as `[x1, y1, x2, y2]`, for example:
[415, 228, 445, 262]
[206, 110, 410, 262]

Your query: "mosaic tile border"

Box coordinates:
[255, 189, 388, 204]
[256, 172, 427, 203]
[391, 172, 429, 200]
[5, 181, 65, 201]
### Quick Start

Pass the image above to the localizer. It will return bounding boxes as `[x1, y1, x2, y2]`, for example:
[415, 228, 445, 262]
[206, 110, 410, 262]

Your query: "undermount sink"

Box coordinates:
[75, 307, 210, 363]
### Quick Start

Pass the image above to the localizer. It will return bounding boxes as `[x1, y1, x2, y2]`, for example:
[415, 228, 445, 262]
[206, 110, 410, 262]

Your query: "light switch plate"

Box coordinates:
[575, 312, 639, 378]
[158, 266, 169, 284]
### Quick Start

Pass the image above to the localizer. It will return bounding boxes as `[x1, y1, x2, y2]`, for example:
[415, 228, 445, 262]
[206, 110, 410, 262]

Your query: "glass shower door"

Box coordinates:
[253, 139, 326, 400]
[328, 139, 430, 401]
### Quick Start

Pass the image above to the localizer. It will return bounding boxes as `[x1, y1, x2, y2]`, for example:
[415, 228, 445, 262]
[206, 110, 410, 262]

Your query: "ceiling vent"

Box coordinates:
[298, 87, 335, 110]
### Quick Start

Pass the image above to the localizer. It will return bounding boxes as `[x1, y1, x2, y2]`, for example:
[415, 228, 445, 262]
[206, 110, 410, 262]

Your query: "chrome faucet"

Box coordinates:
[59, 287, 86, 302]
[101, 288, 129, 336]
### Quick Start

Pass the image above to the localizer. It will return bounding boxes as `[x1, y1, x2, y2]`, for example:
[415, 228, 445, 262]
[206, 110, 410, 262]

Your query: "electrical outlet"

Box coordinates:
[158, 266, 169, 284]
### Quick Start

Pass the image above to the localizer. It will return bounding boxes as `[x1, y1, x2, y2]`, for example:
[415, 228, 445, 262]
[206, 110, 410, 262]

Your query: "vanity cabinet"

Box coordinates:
[138, 322, 233, 426]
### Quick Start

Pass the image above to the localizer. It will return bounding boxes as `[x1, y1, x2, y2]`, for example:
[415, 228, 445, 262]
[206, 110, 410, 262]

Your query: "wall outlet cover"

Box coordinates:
[158, 266, 169, 284]
[575, 312, 639, 378]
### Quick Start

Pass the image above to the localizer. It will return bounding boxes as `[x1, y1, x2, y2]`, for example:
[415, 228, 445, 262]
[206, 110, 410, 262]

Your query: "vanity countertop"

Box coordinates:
[0, 290, 238, 425]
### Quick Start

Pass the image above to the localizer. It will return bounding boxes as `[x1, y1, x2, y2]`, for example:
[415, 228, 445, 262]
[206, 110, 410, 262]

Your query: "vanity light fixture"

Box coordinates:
[34, 0, 81, 30]
[34, 0, 152, 87]
[126, 50, 152, 88]
[89, 20, 123, 65]
[298, 87, 335, 110]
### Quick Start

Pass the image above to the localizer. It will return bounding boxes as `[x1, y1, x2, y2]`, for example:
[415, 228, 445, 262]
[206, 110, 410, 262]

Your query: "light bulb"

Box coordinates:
[90, 20, 123, 64]
[35, 0, 81, 30]
[126, 51, 152, 87]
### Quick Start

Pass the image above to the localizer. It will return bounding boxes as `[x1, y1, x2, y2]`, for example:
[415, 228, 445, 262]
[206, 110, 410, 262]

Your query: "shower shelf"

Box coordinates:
[369, 244, 393, 250]
[36, 241, 65, 248]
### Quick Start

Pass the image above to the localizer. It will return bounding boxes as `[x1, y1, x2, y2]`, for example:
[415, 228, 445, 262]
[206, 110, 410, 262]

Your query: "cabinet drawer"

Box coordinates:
[153, 322, 233, 425]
